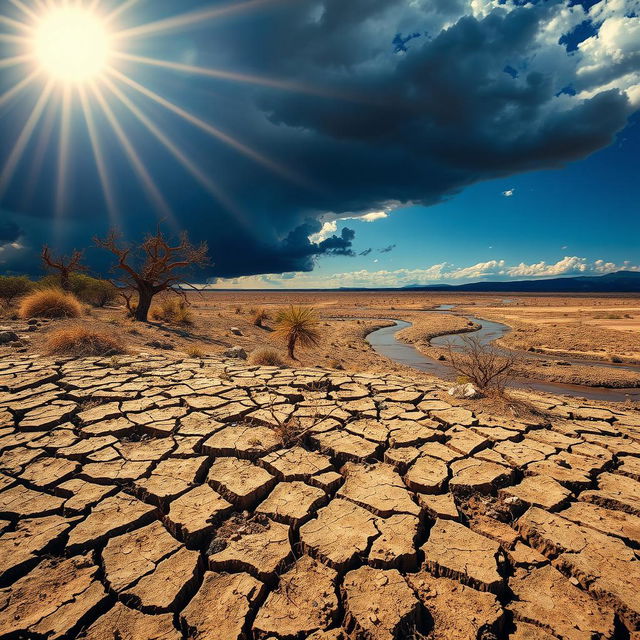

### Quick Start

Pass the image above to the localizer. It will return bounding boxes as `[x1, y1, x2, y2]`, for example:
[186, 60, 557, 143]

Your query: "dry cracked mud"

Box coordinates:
[0, 353, 639, 639]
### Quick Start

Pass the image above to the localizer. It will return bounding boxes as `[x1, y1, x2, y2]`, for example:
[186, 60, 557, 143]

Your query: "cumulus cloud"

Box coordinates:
[1, 0, 638, 278]
[208, 256, 638, 289]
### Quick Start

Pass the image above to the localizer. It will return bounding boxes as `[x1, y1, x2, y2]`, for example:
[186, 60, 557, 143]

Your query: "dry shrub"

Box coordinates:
[19, 288, 82, 319]
[248, 346, 286, 367]
[274, 305, 320, 359]
[251, 307, 269, 327]
[149, 298, 193, 325]
[185, 345, 205, 357]
[445, 335, 517, 391]
[45, 326, 126, 356]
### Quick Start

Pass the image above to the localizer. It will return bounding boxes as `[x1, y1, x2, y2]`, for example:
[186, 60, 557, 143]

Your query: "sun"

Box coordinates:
[33, 7, 111, 83]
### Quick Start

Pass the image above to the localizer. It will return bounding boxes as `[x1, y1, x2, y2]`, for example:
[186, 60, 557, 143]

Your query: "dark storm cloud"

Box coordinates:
[0, 0, 636, 278]
[0, 220, 21, 244]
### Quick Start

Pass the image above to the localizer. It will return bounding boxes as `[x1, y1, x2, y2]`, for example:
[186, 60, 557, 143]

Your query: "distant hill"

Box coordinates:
[401, 270, 640, 293]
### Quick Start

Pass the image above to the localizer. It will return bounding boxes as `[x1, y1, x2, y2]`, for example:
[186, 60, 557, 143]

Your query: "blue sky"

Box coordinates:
[1, 0, 639, 287]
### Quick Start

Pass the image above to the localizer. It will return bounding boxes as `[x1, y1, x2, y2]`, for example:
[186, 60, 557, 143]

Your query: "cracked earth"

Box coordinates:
[1, 354, 639, 639]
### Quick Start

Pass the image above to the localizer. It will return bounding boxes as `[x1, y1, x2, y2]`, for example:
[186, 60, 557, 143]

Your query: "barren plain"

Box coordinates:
[1, 291, 640, 639]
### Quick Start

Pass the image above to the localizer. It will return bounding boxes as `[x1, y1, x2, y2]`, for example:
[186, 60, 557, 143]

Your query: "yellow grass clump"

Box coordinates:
[274, 305, 320, 360]
[248, 346, 286, 367]
[19, 288, 82, 319]
[45, 326, 126, 357]
[149, 298, 193, 325]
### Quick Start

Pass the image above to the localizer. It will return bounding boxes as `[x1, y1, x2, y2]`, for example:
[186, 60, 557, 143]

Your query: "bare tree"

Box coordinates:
[94, 228, 209, 322]
[445, 334, 517, 391]
[41, 246, 87, 292]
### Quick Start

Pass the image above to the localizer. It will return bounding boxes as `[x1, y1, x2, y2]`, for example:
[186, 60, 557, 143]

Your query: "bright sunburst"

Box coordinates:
[0, 0, 330, 223]
[33, 7, 111, 82]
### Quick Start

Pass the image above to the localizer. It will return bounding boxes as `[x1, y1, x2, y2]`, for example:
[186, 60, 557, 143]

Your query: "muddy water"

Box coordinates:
[366, 309, 640, 403]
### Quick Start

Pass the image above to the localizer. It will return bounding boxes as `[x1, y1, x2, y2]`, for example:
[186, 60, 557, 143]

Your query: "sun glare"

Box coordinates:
[34, 7, 110, 82]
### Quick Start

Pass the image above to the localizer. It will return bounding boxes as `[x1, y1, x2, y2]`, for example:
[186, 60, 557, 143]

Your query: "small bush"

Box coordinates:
[252, 307, 269, 327]
[248, 346, 286, 367]
[45, 326, 126, 356]
[149, 298, 193, 325]
[19, 289, 82, 319]
[274, 305, 320, 359]
[39, 274, 117, 307]
[0, 275, 34, 305]
[185, 345, 205, 357]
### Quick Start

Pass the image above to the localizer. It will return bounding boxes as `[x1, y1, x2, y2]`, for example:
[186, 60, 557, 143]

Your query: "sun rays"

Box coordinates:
[0, 0, 323, 226]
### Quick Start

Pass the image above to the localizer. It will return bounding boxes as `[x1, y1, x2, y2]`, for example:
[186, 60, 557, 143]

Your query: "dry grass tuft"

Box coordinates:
[185, 344, 205, 358]
[274, 305, 320, 359]
[45, 326, 126, 357]
[251, 307, 269, 327]
[248, 346, 286, 367]
[149, 298, 193, 325]
[19, 288, 82, 319]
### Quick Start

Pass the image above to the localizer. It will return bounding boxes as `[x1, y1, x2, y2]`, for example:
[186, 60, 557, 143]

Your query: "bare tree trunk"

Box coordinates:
[288, 335, 296, 360]
[135, 286, 154, 322]
[60, 269, 71, 292]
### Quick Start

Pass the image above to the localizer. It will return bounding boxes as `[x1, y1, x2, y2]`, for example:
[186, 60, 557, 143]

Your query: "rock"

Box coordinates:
[81, 602, 181, 640]
[180, 571, 265, 640]
[66, 493, 157, 552]
[229, 327, 243, 335]
[0, 554, 107, 639]
[253, 555, 339, 638]
[407, 571, 504, 640]
[164, 483, 233, 546]
[508, 565, 615, 640]
[299, 498, 379, 571]
[223, 345, 247, 359]
[256, 481, 326, 526]
[0, 330, 19, 344]
[337, 462, 420, 517]
[208, 515, 291, 581]
[422, 518, 505, 593]
[448, 383, 481, 399]
[342, 566, 420, 640]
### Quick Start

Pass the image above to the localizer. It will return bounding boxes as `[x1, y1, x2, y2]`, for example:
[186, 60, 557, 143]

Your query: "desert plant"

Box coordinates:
[248, 346, 285, 367]
[45, 326, 125, 356]
[95, 228, 209, 322]
[18, 289, 82, 319]
[252, 307, 269, 327]
[274, 305, 320, 360]
[41, 246, 87, 292]
[149, 298, 193, 325]
[185, 345, 205, 357]
[445, 335, 517, 391]
[40, 273, 118, 307]
[0, 275, 33, 305]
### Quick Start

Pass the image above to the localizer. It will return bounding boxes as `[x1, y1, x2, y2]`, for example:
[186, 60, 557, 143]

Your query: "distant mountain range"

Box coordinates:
[400, 270, 640, 293]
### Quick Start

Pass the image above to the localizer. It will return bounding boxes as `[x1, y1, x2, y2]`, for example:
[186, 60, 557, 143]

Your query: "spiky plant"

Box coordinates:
[274, 305, 320, 360]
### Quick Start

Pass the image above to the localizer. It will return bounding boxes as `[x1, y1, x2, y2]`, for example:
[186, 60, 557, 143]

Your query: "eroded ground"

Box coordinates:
[1, 353, 640, 639]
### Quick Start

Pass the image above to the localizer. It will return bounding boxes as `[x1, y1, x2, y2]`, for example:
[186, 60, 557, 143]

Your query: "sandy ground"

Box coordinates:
[2, 291, 640, 392]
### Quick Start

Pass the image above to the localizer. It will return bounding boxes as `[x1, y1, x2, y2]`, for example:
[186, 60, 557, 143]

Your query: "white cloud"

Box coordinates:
[502, 189, 514, 197]
[359, 211, 389, 222]
[308, 221, 337, 244]
[206, 256, 637, 289]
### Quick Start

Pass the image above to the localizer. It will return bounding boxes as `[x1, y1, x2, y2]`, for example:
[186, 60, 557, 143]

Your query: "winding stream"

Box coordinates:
[366, 306, 640, 402]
